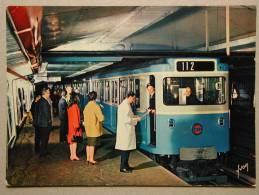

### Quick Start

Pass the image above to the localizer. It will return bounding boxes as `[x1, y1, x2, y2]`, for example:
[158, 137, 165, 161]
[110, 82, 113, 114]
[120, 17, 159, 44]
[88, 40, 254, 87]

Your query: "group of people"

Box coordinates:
[30, 83, 157, 173]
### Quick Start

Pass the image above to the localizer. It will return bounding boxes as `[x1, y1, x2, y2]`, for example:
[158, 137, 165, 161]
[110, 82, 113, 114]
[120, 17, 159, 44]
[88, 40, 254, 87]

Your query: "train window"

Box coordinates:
[163, 77, 226, 105]
[129, 78, 135, 92]
[111, 81, 117, 104]
[100, 80, 104, 101]
[114, 80, 118, 104]
[135, 79, 140, 108]
[105, 80, 110, 102]
[93, 81, 96, 92]
[111, 81, 114, 103]
[82, 82, 87, 95]
[96, 81, 100, 99]
[119, 79, 128, 103]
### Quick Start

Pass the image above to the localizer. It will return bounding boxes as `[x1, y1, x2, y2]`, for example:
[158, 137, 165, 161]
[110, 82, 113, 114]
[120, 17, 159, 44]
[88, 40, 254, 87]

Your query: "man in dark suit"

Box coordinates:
[58, 90, 68, 143]
[146, 83, 156, 146]
[37, 87, 52, 157]
[30, 93, 41, 153]
[185, 87, 200, 105]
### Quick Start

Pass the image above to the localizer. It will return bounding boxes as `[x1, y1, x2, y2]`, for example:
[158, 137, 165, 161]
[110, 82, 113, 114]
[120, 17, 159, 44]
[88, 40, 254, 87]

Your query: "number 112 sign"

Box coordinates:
[176, 61, 215, 71]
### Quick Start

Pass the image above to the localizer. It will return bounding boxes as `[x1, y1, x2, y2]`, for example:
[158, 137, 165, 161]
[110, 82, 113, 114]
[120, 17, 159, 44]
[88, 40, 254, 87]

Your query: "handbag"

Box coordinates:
[71, 128, 83, 143]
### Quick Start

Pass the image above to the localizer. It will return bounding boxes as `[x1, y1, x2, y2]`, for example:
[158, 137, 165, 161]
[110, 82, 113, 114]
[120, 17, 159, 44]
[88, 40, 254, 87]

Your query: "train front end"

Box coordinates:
[140, 58, 230, 160]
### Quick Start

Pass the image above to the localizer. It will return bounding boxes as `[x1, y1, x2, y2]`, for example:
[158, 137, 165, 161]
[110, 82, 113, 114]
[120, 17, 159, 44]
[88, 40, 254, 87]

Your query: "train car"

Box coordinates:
[73, 57, 229, 166]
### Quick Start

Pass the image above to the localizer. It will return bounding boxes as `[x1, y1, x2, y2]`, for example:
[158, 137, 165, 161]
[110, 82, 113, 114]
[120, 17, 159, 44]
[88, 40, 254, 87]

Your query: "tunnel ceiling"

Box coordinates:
[38, 6, 256, 78]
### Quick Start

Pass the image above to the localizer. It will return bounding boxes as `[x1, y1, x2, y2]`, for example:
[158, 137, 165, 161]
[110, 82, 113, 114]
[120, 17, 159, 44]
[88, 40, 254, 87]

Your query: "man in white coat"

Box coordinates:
[115, 92, 141, 173]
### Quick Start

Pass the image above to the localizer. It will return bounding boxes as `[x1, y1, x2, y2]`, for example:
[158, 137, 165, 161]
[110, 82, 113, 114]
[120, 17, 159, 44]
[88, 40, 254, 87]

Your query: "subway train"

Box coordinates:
[69, 57, 229, 176]
[7, 72, 34, 148]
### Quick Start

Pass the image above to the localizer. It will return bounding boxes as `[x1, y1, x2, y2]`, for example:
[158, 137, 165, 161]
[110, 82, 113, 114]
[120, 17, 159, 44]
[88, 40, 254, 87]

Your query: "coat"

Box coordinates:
[67, 103, 82, 144]
[36, 97, 52, 128]
[115, 99, 138, 151]
[83, 101, 104, 137]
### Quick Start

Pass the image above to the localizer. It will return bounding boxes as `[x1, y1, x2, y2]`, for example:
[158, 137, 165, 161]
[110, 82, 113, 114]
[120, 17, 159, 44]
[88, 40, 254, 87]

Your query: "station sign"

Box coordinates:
[176, 61, 215, 71]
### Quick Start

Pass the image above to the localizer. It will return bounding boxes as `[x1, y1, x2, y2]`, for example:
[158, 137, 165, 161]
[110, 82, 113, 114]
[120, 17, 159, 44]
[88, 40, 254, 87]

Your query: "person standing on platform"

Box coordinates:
[65, 86, 73, 103]
[58, 90, 68, 143]
[146, 83, 156, 146]
[115, 92, 141, 173]
[75, 88, 84, 125]
[30, 92, 41, 153]
[67, 92, 83, 161]
[83, 91, 104, 165]
[37, 87, 52, 157]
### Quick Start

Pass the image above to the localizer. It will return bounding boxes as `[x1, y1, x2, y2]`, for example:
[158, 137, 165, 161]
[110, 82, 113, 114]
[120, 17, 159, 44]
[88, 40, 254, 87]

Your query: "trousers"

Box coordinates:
[39, 126, 51, 156]
[120, 150, 131, 169]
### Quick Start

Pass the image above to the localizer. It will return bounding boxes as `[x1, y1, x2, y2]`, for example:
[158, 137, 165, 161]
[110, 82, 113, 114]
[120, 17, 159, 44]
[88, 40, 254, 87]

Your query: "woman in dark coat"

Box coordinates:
[67, 92, 82, 161]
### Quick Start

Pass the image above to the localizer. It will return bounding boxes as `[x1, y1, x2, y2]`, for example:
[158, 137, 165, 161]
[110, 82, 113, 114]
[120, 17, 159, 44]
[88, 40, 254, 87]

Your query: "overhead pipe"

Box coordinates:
[7, 6, 43, 72]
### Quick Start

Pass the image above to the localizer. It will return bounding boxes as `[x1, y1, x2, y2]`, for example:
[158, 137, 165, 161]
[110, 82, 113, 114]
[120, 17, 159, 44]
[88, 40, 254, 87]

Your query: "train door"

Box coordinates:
[134, 75, 150, 145]
[147, 75, 156, 146]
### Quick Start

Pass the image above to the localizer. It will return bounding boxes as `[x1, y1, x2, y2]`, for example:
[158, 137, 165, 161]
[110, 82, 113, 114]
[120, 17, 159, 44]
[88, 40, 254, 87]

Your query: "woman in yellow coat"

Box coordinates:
[83, 91, 104, 165]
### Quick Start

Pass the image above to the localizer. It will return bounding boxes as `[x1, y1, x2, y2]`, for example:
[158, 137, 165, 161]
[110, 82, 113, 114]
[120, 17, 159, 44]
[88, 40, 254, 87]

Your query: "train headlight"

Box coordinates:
[192, 123, 203, 135]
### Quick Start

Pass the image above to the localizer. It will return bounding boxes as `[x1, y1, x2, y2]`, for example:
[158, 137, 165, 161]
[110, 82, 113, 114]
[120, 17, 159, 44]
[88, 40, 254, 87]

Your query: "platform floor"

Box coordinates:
[6, 119, 189, 187]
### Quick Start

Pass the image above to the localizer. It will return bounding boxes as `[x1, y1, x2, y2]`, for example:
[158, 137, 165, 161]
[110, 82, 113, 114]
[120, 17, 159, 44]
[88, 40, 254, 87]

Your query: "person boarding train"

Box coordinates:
[115, 92, 141, 173]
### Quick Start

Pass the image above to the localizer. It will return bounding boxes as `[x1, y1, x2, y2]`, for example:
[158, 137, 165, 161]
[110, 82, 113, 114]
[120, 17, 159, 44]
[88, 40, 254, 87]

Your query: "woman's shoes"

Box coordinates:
[89, 161, 97, 165]
[86, 160, 97, 165]
[70, 156, 80, 161]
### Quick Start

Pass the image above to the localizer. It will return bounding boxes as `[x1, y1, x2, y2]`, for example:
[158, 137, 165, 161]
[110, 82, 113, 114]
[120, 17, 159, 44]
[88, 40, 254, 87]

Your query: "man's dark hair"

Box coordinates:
[34, 91, 41, 97]
[127, 91, 136, 98]
[88, 91, 97, 101]
[146, 83, 155, 88]
[41, 87, 50, 95]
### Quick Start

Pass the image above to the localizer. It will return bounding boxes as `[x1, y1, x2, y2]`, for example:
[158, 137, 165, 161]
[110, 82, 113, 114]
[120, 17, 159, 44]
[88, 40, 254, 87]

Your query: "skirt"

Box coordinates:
[87, 137, 99, 146]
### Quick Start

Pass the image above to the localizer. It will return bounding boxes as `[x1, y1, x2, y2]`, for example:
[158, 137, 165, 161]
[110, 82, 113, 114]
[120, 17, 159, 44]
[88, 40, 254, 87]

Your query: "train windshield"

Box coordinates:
[163, 77, 226, 105]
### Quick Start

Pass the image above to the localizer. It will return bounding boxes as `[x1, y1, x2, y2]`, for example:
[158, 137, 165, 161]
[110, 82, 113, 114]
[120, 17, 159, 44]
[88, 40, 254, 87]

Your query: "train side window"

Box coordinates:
[111, 80, 118, 104]
[115, 80, 118, 104]
[93, 81, 95, 92]
[105, 80, 110, 102]
[111, 81, 114, 103]
[87, 82, 90, 94]
[135, 79, 140, 108]
[119, 79, 128, 103]
[100, 80, 104, 101]
[129, 78, 135, 92]
[96, 81, 100, 100]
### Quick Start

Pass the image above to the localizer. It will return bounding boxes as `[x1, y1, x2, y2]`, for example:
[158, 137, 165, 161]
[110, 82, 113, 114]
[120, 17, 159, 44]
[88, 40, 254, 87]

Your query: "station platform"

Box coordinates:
[6, 118, 189, 187]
